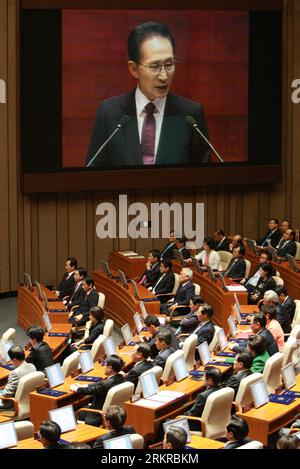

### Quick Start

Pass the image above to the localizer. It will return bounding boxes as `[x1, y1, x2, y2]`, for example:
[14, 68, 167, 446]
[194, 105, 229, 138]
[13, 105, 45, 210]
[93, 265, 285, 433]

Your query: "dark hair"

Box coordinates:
[156, 330, 172, 346]
[204, 366, 222, 385]
[236, 352, 253, 370]
[165, 426, 187, 449]
[8, 345, 25, 361]
[105, 405, 127, 430]
[269, 218, 279, 225]
[215, 228, 225, 236]
[199, 303, 213, 318]
[149, 249, 161, 260]
[203, 237, 215, 250]
[84, 276, 95, 287]
[76, 267, 87, 278]
[27, 325, 45, 342]
[67, 257, 78, 269]
[40, 421, 61, 444]
[248, 335, 266, 356]
[136, 342, 151, 360]
[63, 442, 91, 449]
[252, 313, 267, 328]
[234, 245, 245, 256]
[106, 355, 123, 373]
[276, 435, 299, 449]
[287, 229, 296, 240]
[261, 304, 277, 321]
[89, 306, 104, 323]
[160, 259, 173, 270]
[259, 263, 273, 276]
[260, 251, 272, 262]
[128, 21, 176, 62]
[176, 237, 187, 245]
[191, 295, 204, 306]
[226, 416, 249, 441]
[144, 315, 160, 327]
[276, 286, 288, 297]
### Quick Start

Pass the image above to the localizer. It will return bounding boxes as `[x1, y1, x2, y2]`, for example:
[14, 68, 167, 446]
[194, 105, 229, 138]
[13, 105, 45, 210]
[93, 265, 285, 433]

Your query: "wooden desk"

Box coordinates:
[0, 415, 11, 423]
[189, 435, 224, 449]
[236, 374, 300, 445]
[13, 423, 108, 449]
[109, 251, 146, 279]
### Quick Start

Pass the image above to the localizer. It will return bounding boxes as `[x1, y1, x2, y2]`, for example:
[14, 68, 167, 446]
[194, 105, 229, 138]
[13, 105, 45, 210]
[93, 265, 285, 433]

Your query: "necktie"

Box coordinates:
[141, 102, 156, 165]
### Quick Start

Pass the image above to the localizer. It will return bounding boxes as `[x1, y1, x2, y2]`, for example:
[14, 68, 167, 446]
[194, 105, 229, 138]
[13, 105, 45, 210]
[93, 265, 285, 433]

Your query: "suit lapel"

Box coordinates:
[155, 94, 182, 165]
[120, 90, 142, 165]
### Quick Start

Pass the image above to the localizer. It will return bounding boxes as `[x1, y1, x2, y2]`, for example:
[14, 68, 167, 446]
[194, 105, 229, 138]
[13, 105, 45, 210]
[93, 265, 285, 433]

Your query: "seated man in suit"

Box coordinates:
[38, 421, 64, 450]
[223, 245, 246, 281]
[160, 267, 195, 316]
[25, 325, 54, 372]
[68, 276, 99, 327]
[86, 21, 210, 168]
[259, 290, 291, 334]
[229, 234, 244, 253]
[277, 286, 296, 324]
[65, 267, 87, 311]
[124, 343, 153, 389]
[179, 294, 204, 334]
[93, 405, 136, 449]
[153, 330, 176, 369]
[185, 366, 222, 429]
[163, 426, 188, 450]
[160, 231, 177, 260]
[241, 251, 275, 292]
[213, 228, 231, 252]
[276, 228, 297, 260]
[231, 313, 278, 356]
[223, 352, 253, 397]
[139, 249, 161, 288]
[149, 259, 175, 302]
[55, 257, 77, 300]
[0, 346, 36, 408]
[256, 218, 282, 248]
[143, 315, 179, 358]
[70, 355, 125, 427]
[174, 237, 191, 260]
[276, 219, 292, 248]
[180, 304, 215, 350]
[224, 416, 252, 449]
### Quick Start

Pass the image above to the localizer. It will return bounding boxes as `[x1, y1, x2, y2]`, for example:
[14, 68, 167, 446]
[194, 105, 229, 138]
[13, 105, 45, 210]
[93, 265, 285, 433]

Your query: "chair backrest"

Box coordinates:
[135, 365, 163, 394]
[161, 350, 185, 382]
[103, 319, 114, 337]
[290, 324, 300, 341]
[208, 325, 221, 352]
[61, 351, 80, 378]
[262, 352, 283, 394]
[1, 328, 16, 343]
[90, 334, 106, 361]
[235, 373, 263, 410]
[173, 273, 180, 294]
[102, 382, 134, 413]
[130, 433, 144, 449]
[201, 387, 235, 439]
[182, 334, 198, 370]
[14, 421, 34, 441]
[237, 440, 264, 449]
[218, 251, 233, 271]
[97, 292, 105, 309]
[292, 300, 300, 328]
[14, 371, 45, 420]
[244, 259, 251, 279]
[194, 283, 201, 296]
[282, 336, 298, 367]
[295, 241, 300, 260]
[82, 320, 92, 341]
[272, 276, 284, 287]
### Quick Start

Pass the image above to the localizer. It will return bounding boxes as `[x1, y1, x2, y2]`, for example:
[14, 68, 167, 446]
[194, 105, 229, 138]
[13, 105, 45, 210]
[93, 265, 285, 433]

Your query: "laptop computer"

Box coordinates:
[227, 315, 237, 338]
[45, 363, 65, 389]
[140, 301, 148, 320]
[244, 238, 257, 253]
[79, 350, 94, 374]
[102, 336, 116, 358]
[121, 323, 135, 346]
[49, 405, 77, 433]
[163, 417, 191, 444]
[1, 340, 14, 362]
[103, 434, 133, 449]
[250, 380, 269, 408]
[216, 328, 228, 351]
[172, 356, 189, 382]
[286, 253, 300, 273]
[0, 421, 18, 449]
[133, 312, 144, 333]
[140, 371, 159, 399]
[43, 311, 52, 333]
[197, 341, 211, 366]
[282, 363, 296, 390]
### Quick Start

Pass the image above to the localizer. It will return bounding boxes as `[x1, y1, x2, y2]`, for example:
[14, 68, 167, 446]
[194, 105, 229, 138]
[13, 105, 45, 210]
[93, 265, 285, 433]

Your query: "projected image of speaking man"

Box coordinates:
[86, 21, 211, 167]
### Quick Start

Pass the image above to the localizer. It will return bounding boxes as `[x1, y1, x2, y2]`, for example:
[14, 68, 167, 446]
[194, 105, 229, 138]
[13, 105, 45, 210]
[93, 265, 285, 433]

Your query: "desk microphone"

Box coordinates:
[185, 115, 225, 163]
[86, 115, 130, 167]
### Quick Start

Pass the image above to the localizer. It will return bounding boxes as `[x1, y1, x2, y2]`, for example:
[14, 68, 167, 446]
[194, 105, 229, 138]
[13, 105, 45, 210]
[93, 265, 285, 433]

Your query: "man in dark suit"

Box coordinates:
[256, 218, 282, 248]
[259, 290, 291, 334]
[180, 304, 215, 349]
[68, 276, 99, 327]
[223, 352, 253, 397]
[93, 405, 135, 449]
[174, 237, 191, 260]
[276, 229, 297, 259]
[143, 315, 179, 358]
[71, 355, 125, 427]
[55, 257, 77, 300]
[153, 330, 176, 369]
[213, 228, 231, 252]
[150, 259, 175, 302]
[86, 22, 210, 168]
[160, 267, 195, 316]
[160, 231, 177, 260]
[224, 416, 252, 449]
[124, 343, 153, 389]
[223, 245, 246, 281]
[38, 421, 65, 449]
[179, 295, 203, 334]
[65, 267, 87, 311]
[277, 286, 296, 323]
[139, 249, 161, 288]
[25, 325, 54, 372]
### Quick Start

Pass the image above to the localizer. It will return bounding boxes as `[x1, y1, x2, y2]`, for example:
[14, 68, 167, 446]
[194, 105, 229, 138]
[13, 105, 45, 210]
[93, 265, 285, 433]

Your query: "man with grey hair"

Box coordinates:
[259, 290, 291, 334]
[160, 267, 195, 316]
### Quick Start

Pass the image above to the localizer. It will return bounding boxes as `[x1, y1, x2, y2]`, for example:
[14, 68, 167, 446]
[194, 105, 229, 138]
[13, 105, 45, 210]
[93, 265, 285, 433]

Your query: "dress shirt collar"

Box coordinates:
[135, 86, 166, 117]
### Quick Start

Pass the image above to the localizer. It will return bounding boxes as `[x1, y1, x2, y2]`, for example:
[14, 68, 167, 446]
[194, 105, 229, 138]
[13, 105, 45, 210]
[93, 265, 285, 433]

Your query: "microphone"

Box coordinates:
[86, 115, 130, 167]
[185, 115, 225, 163]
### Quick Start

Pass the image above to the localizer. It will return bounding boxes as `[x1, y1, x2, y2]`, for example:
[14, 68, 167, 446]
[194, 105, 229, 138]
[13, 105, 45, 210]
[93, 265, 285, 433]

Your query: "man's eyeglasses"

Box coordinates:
[137, 60, 177, 74]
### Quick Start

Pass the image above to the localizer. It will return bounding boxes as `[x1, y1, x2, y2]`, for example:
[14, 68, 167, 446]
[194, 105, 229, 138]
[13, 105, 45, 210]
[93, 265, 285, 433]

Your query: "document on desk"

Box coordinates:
[146, 390, 185, 403]
[118, 251, 138, 256]
[227, 285, 247, 292]
[128, 256, 145, 259]
[133, 399, 165, 409]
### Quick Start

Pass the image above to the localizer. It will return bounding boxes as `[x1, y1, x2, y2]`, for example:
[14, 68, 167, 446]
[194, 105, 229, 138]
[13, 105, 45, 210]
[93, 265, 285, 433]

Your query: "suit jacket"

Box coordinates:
[274, 303, 291, 334]
[26, 342, 54, 372]
[223, 370, 252, 397]
[76, 373, 125, 412]
[86, 90, 211, 167]
[215, 237, 231, 252]
[257, 228, 282, 248]
[67, 283, 85, 311]
[153, 347, 175, 369]
[178, 247, 191, 260]
[142, 262, 161, 287]
[1, 362, 36, 397]
[282, 296, 296, 323]
[180, 312, 198, 334]
[124, 360, 153, 389]
[186, 385, 222, 417]
[93, 426, 135, 449]
[148, 327, 180, 358]
[224, 258, 246, 280]
[248, 276, 277, 304]
[153, 271, 175, 295]
[193, 320, 215, 346]
[173, 280, 195, 306]
[75, 288, 99, 321]
[83, 321, 105, 345]
[276, 240, 297, 259]
[257, 328, 279, 356]
[224, 438, 252, 449]
[57, 272, 76, 299]
[246, 263, 276, 282]
[160, 242, 176, 260]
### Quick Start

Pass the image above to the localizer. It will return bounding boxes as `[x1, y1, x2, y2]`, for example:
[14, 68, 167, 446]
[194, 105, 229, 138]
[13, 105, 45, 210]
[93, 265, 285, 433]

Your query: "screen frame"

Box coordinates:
[49, 404, 77, 433]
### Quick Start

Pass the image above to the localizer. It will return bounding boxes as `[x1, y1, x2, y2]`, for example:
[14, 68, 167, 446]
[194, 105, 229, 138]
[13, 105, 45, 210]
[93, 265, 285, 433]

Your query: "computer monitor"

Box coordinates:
[118, 270, 128, 287]
[140, 371, 159, 398]
[45, 363, 64, 389]
[1, 340, 14, 362]
[250, 380, 269, 408]
[282, 363, 296, 390]
[121, 323, 134, 346]
[227, 315, 237, 337]
[99, 260, 112, 277]
[42, 290, 49, 310]
[140, 301, 148, 320]
[233, 293, 242, 323]
[43, 311, 52, 332]
[103, 336, 116, 358]
[206, 265, 216, 282]
[35, 281, 43, 301]
[158, 316, 166, 325]
[191, 257, 202, 272]
[0, 422, 18, 449]
[79, 350, 94, 374]
[133, 312, 143, 333]
[217, 328, 228, 351]
[197, 341, 211, 366]
[172, 356, 189, 382]
[24, 272, 33, 289]
[163, 417, 191, 444]
[49, 405, 77, 433]
[103, 434, 133, 449]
